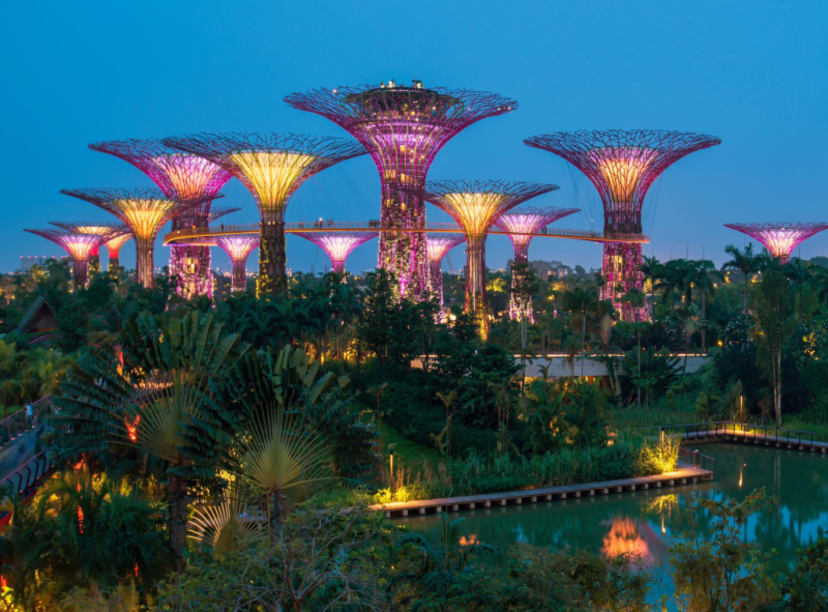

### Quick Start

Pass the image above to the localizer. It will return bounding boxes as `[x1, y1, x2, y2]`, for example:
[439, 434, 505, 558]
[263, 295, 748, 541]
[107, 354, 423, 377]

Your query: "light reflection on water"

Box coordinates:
[399, 444, 828, 607]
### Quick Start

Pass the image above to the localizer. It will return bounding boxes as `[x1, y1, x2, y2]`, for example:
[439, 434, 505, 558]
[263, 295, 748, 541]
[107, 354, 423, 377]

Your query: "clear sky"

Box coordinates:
[2, 0, 827, 275]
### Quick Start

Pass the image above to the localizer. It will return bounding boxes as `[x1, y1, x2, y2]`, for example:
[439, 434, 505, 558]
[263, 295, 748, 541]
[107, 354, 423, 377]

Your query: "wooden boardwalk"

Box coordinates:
[679, 426, 828, 453]
[369, 463, 712, 518]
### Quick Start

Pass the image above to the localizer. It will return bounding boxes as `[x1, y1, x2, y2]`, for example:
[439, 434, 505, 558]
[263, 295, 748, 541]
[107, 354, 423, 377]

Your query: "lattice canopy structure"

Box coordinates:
[494, 207, 579, 322]
[25, 228, 117, 287]
[215, 235, 260, 292]
[60, 188, 207, 288]
[724, 223, 828, 263]
[208, 206, 241, 223]
[89, 138, 233, 299]
[164, 133, 365, 296]
[285, 81, 516, 300]
[421, 180, 558, 338]
[426, 233, 464, 317]
[293, 231, 378, 274]
[50, 221, 129, 275]
[525, 129, 720, 319]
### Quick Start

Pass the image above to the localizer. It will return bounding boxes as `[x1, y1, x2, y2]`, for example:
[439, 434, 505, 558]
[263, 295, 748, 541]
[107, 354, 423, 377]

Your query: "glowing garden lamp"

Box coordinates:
[421, 180, 558, 338]
[163, 133, 365, 296]
[525, 130, 720, 319]
[724, 223, 828, 263]
[494, 207, 579, 322]
[50, 221, 129, 276]
[293, 231, 378, 275]
[285, 81, 516, 300]
[89, 139, 232, 299]
[60, 188, 208, 288]
[215, 235, 260, 292]
[25, 228, 117, 288]
[425, 233, 464, 318]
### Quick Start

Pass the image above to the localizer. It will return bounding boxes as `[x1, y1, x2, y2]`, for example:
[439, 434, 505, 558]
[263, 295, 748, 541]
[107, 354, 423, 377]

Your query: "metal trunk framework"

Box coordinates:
[421, 180, 558, 338]
[425, 233, 464, 319]
[215, 235, 260, 292]
[285, 81, 516, 300]
[724, 223, 828, 263]
[525, 130, 720, 320]
[89, 139, 233, 299]
[25, 228, 117, 288]
[495, 207, 579, 322]
[163, 133, 365, 296]
[293, 231, 378, 274]
[60, 188, 206, 288]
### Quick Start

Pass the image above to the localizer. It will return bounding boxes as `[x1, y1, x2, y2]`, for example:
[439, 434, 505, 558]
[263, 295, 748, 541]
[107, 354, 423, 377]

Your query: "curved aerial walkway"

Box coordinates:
[0, 397, 54, 500]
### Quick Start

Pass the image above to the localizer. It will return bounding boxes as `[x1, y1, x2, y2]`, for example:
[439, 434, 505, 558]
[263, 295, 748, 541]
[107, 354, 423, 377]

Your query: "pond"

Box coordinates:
[398, 443, 828, 607]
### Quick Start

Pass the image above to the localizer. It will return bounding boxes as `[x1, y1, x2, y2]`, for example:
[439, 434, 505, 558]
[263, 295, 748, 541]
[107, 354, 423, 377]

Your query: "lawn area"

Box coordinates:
[607, 404, 697, 430]
[382, 424, 443, 473]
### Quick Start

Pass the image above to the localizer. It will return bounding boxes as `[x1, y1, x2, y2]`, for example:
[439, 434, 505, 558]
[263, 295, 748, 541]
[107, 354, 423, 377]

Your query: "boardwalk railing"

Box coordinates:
[679, 446, 716, 472]
[0, 451, 52, 497]
[0, 395, 51, 446]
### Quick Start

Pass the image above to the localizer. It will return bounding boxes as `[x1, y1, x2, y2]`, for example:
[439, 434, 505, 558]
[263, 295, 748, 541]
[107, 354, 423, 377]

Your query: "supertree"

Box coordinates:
[525, 130, 720, 319]
[163, 133, 365, 296]
[25, 228, 117, 287]
[50, 221, 129, 276]
[60, 188, 207, 288]
[89, 138, 232, 299]
[104, 233, 132, 272]
[215, 235, 260, 292]
[425, 233, 465, 319]
[285, 80, 517, 300]
[724, 223, 828, 263]
[494, 207, 579, 322]
[421, 180, 558, 338]
[293, 231, 378, 275]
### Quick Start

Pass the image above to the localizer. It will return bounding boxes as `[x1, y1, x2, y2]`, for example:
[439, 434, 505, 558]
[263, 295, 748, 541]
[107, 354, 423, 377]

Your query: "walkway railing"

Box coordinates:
[631, 421, 825, 446]
[0, 395, 50, 447]
[0, 451, 52, 497]
[679, 446, 716, 472]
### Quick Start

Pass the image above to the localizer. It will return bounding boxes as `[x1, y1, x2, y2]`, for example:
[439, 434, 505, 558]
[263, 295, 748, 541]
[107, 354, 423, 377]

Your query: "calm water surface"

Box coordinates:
[399, 443, 828, 607]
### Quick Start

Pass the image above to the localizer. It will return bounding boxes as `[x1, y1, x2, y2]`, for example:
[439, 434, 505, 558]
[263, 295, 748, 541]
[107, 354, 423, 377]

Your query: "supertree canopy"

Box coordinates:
[60, 188, 207, 288]
[215, 235, 260, 293]
[89, 138, 233, 299]
[103, 233, 132, 270]
[494, 206, 579, 322]
[163, 133, 365, 296]
[525, 129, 720, 319]
[421, 180, 558, 338]
[25, 228, 117, 287]
[724, 223, 828, 263]
[285, 80, 517, 300]
[293, 231, 378, 274]
[50, 221, 129, 275]
[425, 233, 465, 318]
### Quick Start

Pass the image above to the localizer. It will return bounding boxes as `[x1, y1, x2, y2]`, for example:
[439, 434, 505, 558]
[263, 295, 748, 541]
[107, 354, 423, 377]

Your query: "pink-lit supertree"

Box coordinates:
[215, 235, 260, 292]
[494, 207, 579, 322]
[163, 133, 365, 296]
[88, 138, 232, 298]
[421, 180, 558, 338]
[61, 188, 208, 288]
[293, 231, 378, 274]
[525, 130, 720, 319]
[50, 221, 129, 276]
[285, 81, 516, 300]
[25, 228, 117, 287]
[425, 233, 464, 319]
[103, 233, 132, 272]
[724, 223, 828, 263]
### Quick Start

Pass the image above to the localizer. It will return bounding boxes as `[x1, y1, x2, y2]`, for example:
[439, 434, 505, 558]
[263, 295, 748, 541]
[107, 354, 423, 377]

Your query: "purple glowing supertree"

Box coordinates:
[494, 207, 579, 322]
[25, 228, 117, 287]
[60, 188, 209, 288]
[50, 221, 129, 276]
[421, 180, 558, 338]
[285, 81, 517, 300]
[425, 233, 464, 318]
[163, 133, 365, 296]
[293, 231, 378, 274]
[215, 235, 260, 292]
[89, 138, 232, 298]
[724, 223, 828, 263]
[525, 130, 720, 319]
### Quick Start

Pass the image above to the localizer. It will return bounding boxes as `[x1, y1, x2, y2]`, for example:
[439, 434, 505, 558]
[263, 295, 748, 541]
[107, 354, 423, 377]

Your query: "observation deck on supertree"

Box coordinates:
[89, 138, 233, 299]
[60, 188, 208, 288]
[284, 80, 517, 301]
[50, 221, 129, 275]
[215, 235, 260, 292]
[724, 223, 828, 263]
[525, 129, 720, 320]
[425, 233, 464, 318]
[25, 228, 117, 287]
[420, 180, 558, 338]
[293, 231, 378, 274]
[163, 133, 365, 296]
[494, 207, 579, 322]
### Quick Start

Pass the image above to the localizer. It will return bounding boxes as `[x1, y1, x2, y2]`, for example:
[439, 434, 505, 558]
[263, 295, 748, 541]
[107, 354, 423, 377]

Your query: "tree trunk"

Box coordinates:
[743, 280, 749, 313]
[168, 474, 189, 572]
[775, 348, 782, 427]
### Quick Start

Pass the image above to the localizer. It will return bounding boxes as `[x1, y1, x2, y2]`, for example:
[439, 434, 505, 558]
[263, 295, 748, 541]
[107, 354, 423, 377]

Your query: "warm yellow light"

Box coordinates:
[113, 198, 179, 240]
[228, 151, 316, 210]
[590, 147, 658, 202]
[153, 154, 227, 200]
[440, 191, 509, 236]
[105, 233, 131, 253]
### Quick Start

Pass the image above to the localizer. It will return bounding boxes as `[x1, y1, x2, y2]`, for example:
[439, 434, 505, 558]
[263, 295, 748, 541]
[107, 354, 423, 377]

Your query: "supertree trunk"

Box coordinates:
[108, 256, 121, 278]
[601, 242, 644, 320]
[89, 253, 100, 276]
[430, 260, 446, 317]
[508, 249, 534, 323]
[170, 244, 212, 299]
[465, 235, 488, 339]
[378, 182, 429, 299]
[257, 212, 286, 296]
[72, 259, 89, 289]
[135, 239, 155, 289]
[231, 259, 248, 292]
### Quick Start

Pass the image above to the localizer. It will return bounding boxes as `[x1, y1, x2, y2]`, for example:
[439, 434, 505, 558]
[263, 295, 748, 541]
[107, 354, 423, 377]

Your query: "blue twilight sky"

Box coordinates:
[2, 0, 827, 276]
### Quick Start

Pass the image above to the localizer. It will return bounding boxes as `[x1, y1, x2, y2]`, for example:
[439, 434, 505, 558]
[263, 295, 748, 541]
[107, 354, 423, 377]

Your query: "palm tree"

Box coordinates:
[621, 289, 646, 407]
[724, 243, 761, 313]
[560, 285, 599, 357]
[639, 255, 662, 317]
[689, 260, 722, 351]
[783, 258, 813, 324]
